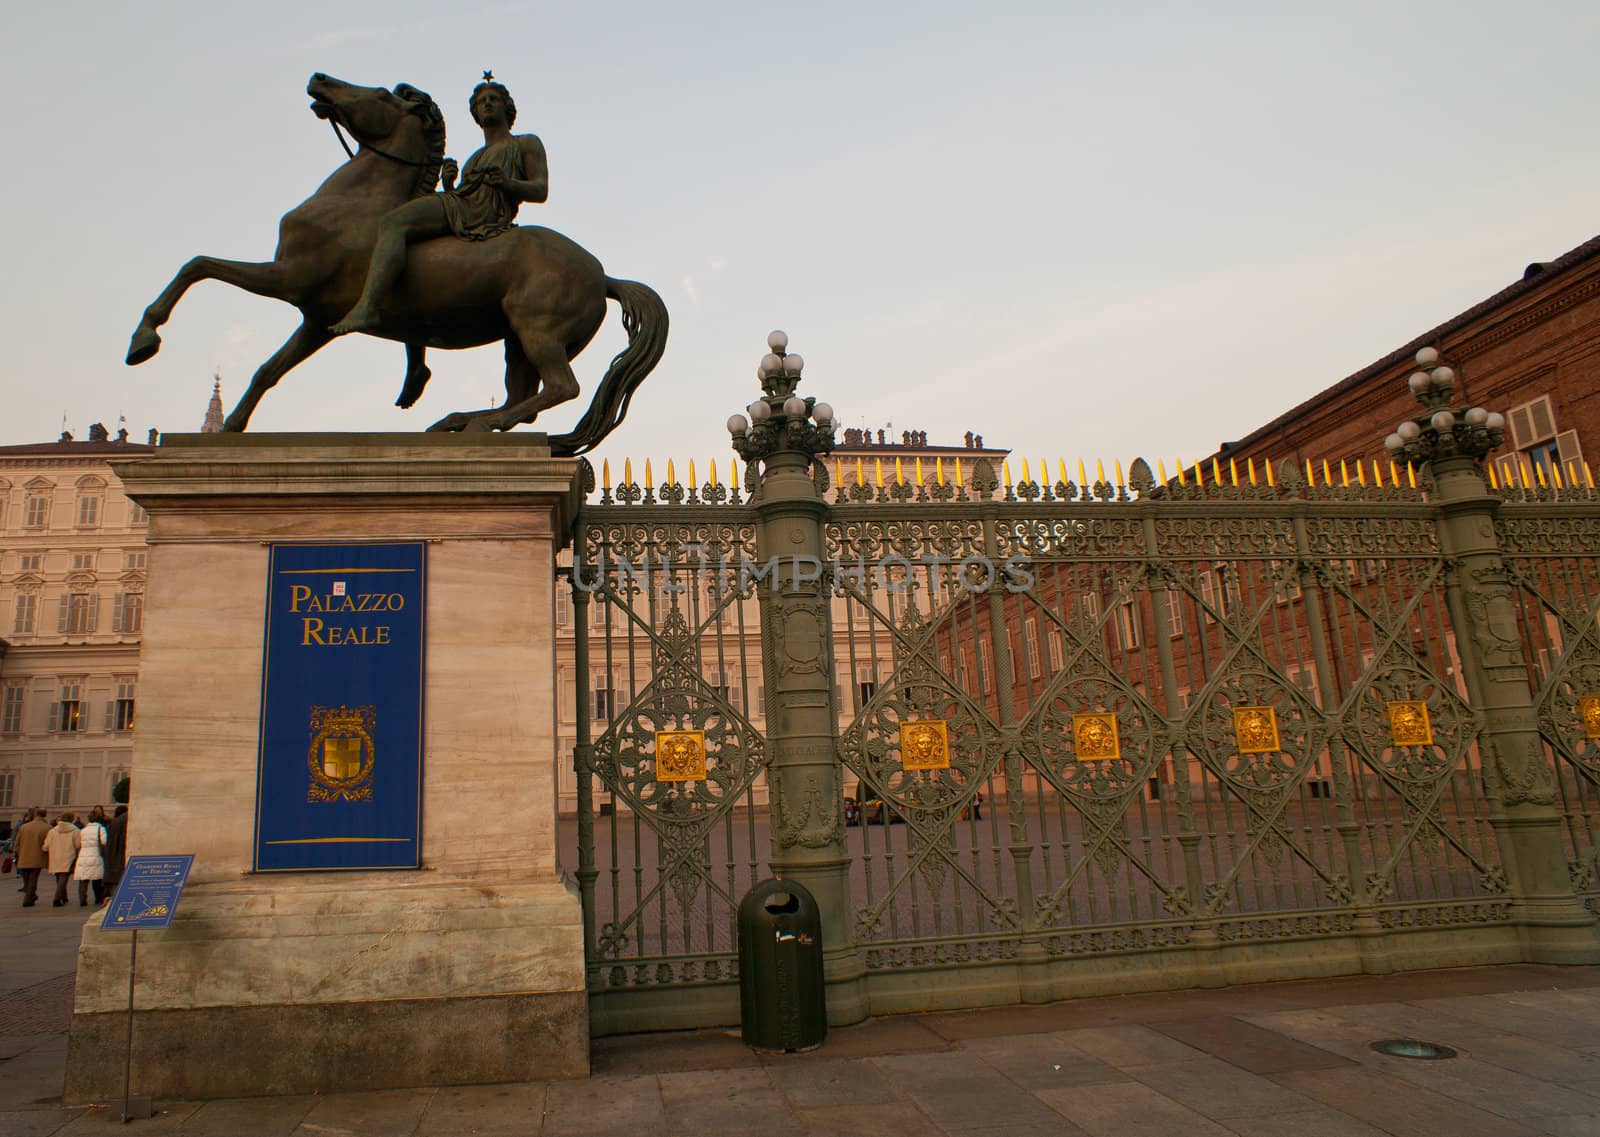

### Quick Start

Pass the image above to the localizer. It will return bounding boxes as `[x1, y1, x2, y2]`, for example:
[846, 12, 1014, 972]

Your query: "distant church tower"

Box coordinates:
[201, 374, 225, 433]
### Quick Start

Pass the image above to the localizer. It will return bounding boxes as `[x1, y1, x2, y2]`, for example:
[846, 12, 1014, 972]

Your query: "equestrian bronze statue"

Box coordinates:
[125, 73, 667, 454]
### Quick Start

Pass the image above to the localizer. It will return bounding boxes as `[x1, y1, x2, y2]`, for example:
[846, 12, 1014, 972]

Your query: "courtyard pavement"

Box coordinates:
[6, 890, 1600, 1134]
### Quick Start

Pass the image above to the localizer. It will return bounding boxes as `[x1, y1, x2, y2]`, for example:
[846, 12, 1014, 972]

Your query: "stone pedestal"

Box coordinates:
[66, 434, 588, 1102]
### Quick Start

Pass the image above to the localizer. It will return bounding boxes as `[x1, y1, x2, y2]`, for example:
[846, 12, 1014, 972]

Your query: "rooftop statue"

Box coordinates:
[125, 73, 667, 453]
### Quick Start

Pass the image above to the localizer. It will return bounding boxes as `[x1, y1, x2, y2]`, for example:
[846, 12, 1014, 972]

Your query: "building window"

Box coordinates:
[113, 592, 143, 634]
[1115, 601, 1142, 650]
[24, 494, 49, 528]
[71, 552, 96, 571]
[593, 676, 615, 721]
[128, 501, 149, 525]
[977, 640, 992, 693]
[1, 686, 23, 733]
[0, 772, 14, 809]
[61, 593, 99, 635]
[54, 683, 84, 733]
[1498, 393, 1583, 487]
[107, 769, 128, 798]
[855, 664, 877, 710]
[112, 681, 136, 732]
[76, 495, 101, 527]
[1199, 566, 1242, 623]
[51, 770, 73, 807]
[555, 590, 572, 627]
[124, 550, 147, 572]
[13, 593, 37, 634]
[1165, 589, 1185, 637]
[1047, 632, 1064, 670]
[1024, 618, 1041, 679]
[17, 552, 42, 573]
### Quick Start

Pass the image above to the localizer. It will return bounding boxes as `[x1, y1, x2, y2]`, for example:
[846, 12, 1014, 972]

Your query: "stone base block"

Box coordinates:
[65, 875, 588, 1102]
[65, 988, 587, 1102]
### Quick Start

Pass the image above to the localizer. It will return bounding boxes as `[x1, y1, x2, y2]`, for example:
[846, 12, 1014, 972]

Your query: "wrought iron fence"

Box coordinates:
[568, 452, 1597, 1034]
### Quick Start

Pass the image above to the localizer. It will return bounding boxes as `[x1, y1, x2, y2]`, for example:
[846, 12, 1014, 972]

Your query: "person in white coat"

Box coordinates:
[74, 806, 109, 907]
[43, 814, 80, 908]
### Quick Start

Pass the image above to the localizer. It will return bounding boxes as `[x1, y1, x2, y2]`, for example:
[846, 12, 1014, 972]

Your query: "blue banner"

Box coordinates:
[254, 542, 426, 871]
[106, 855, 195, 929]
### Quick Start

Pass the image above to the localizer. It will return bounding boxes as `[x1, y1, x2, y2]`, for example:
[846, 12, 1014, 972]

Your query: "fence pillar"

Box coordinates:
[751, 447, 868, 1024]
[734, 337, 868, 1025]
[1431, 454, 1598, 959]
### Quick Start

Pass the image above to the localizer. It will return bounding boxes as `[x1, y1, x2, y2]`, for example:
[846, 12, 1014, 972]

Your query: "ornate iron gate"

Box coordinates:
[1498, 490, 1600, 915]
[571, 483, 766, 1033]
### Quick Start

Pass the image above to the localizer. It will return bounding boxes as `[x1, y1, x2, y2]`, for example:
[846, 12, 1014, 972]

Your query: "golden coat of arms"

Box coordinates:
[899, 719, 950, 771]
[655, 730, 707, 782]
[1580, 695, 1600, 740]
[1073, 713, 1121, 761]
[307, 705, 376, 802]
[1387, 700, 1433, 747]
[1232, 705, 1281, 754]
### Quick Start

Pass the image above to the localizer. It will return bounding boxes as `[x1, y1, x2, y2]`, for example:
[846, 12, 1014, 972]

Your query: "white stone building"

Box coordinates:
[0, 382, 225, 828]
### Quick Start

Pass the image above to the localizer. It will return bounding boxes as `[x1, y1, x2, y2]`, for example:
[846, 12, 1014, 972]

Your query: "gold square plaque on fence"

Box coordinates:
[1387, 700, 1433, 747]
[1580, 695, 1600, 740]
[1073, 713, 1121, 761]
[900, 719, 950, 771]
[1232, 705, 1281, 754]
[654, 730, 707, 782]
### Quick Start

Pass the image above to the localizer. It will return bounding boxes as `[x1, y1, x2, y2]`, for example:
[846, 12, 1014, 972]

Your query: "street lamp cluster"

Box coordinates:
[1384, 347, 1505, 466]
[726, 331, 837, 464]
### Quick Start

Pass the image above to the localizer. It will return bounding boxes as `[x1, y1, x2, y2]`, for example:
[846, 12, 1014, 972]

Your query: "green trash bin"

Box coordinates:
[738, 877, 827, 1051]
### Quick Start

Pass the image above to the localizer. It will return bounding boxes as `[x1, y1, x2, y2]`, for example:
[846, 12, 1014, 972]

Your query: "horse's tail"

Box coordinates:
[548, 278, 669, 457]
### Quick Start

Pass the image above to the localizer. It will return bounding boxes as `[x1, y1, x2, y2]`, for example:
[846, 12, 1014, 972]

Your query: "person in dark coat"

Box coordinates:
[103, 805, 129, 895]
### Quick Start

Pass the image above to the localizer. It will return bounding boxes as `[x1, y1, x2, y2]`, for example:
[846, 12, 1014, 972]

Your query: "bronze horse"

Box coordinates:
[125, 74, 666, 453]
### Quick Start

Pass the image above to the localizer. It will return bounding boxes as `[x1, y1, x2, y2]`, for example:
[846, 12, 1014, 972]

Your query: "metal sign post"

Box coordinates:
[103, 855, 195, 1123]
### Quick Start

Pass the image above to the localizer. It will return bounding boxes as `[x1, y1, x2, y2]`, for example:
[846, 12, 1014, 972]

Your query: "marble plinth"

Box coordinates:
[66, 434, 588, 1102]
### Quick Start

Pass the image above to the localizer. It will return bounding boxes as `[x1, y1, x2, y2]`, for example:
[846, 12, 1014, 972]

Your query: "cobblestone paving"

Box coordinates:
[0, 975, 75, 1037]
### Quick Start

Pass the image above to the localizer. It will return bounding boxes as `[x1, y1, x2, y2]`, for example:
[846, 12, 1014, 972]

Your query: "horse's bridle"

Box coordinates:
[327, 111, 436, 169]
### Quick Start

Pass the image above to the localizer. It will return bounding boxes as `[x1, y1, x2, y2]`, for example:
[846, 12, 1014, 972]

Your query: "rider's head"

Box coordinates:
[470, 79, 516, 129]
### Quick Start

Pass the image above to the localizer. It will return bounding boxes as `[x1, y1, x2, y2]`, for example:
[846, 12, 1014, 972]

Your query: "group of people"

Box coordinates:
[9, 805, 127, 908]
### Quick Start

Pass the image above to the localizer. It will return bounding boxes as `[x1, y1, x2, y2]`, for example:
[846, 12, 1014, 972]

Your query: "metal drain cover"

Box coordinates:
[1370, 1038, 1458, 1060]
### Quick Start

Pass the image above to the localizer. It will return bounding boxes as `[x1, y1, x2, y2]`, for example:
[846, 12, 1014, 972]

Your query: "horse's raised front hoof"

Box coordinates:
[126, 326, 162, 366]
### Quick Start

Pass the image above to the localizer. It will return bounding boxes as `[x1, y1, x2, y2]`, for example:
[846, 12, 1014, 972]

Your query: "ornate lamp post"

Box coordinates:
[727, 332, 865, 1024]
[1383, 346, 1505, 483]
[725, 330, 836, 476]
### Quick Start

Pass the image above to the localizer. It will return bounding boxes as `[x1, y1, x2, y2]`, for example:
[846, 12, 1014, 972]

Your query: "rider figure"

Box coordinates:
[331, 74, 548, 336]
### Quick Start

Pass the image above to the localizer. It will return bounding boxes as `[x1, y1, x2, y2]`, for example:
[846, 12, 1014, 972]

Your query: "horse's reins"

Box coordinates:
[328, 114, 437, 169]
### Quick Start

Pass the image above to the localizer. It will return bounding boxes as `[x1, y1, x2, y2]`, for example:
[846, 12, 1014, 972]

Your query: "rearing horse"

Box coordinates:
[125, 74, 666, 453]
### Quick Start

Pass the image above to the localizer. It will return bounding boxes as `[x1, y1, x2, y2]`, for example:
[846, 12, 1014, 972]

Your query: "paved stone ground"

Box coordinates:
[6, 886, 1600, 1134]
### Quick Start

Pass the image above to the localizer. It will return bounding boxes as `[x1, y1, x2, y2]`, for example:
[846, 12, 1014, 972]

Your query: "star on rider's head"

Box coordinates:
[482, 69, 495, 83]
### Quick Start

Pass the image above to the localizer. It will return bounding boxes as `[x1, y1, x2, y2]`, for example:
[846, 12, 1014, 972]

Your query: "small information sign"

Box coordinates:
[105, 855, 195, 930]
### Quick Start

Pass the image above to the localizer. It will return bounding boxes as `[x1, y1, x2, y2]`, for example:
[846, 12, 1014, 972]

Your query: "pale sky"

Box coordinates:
[5, 1, 1599, 476]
